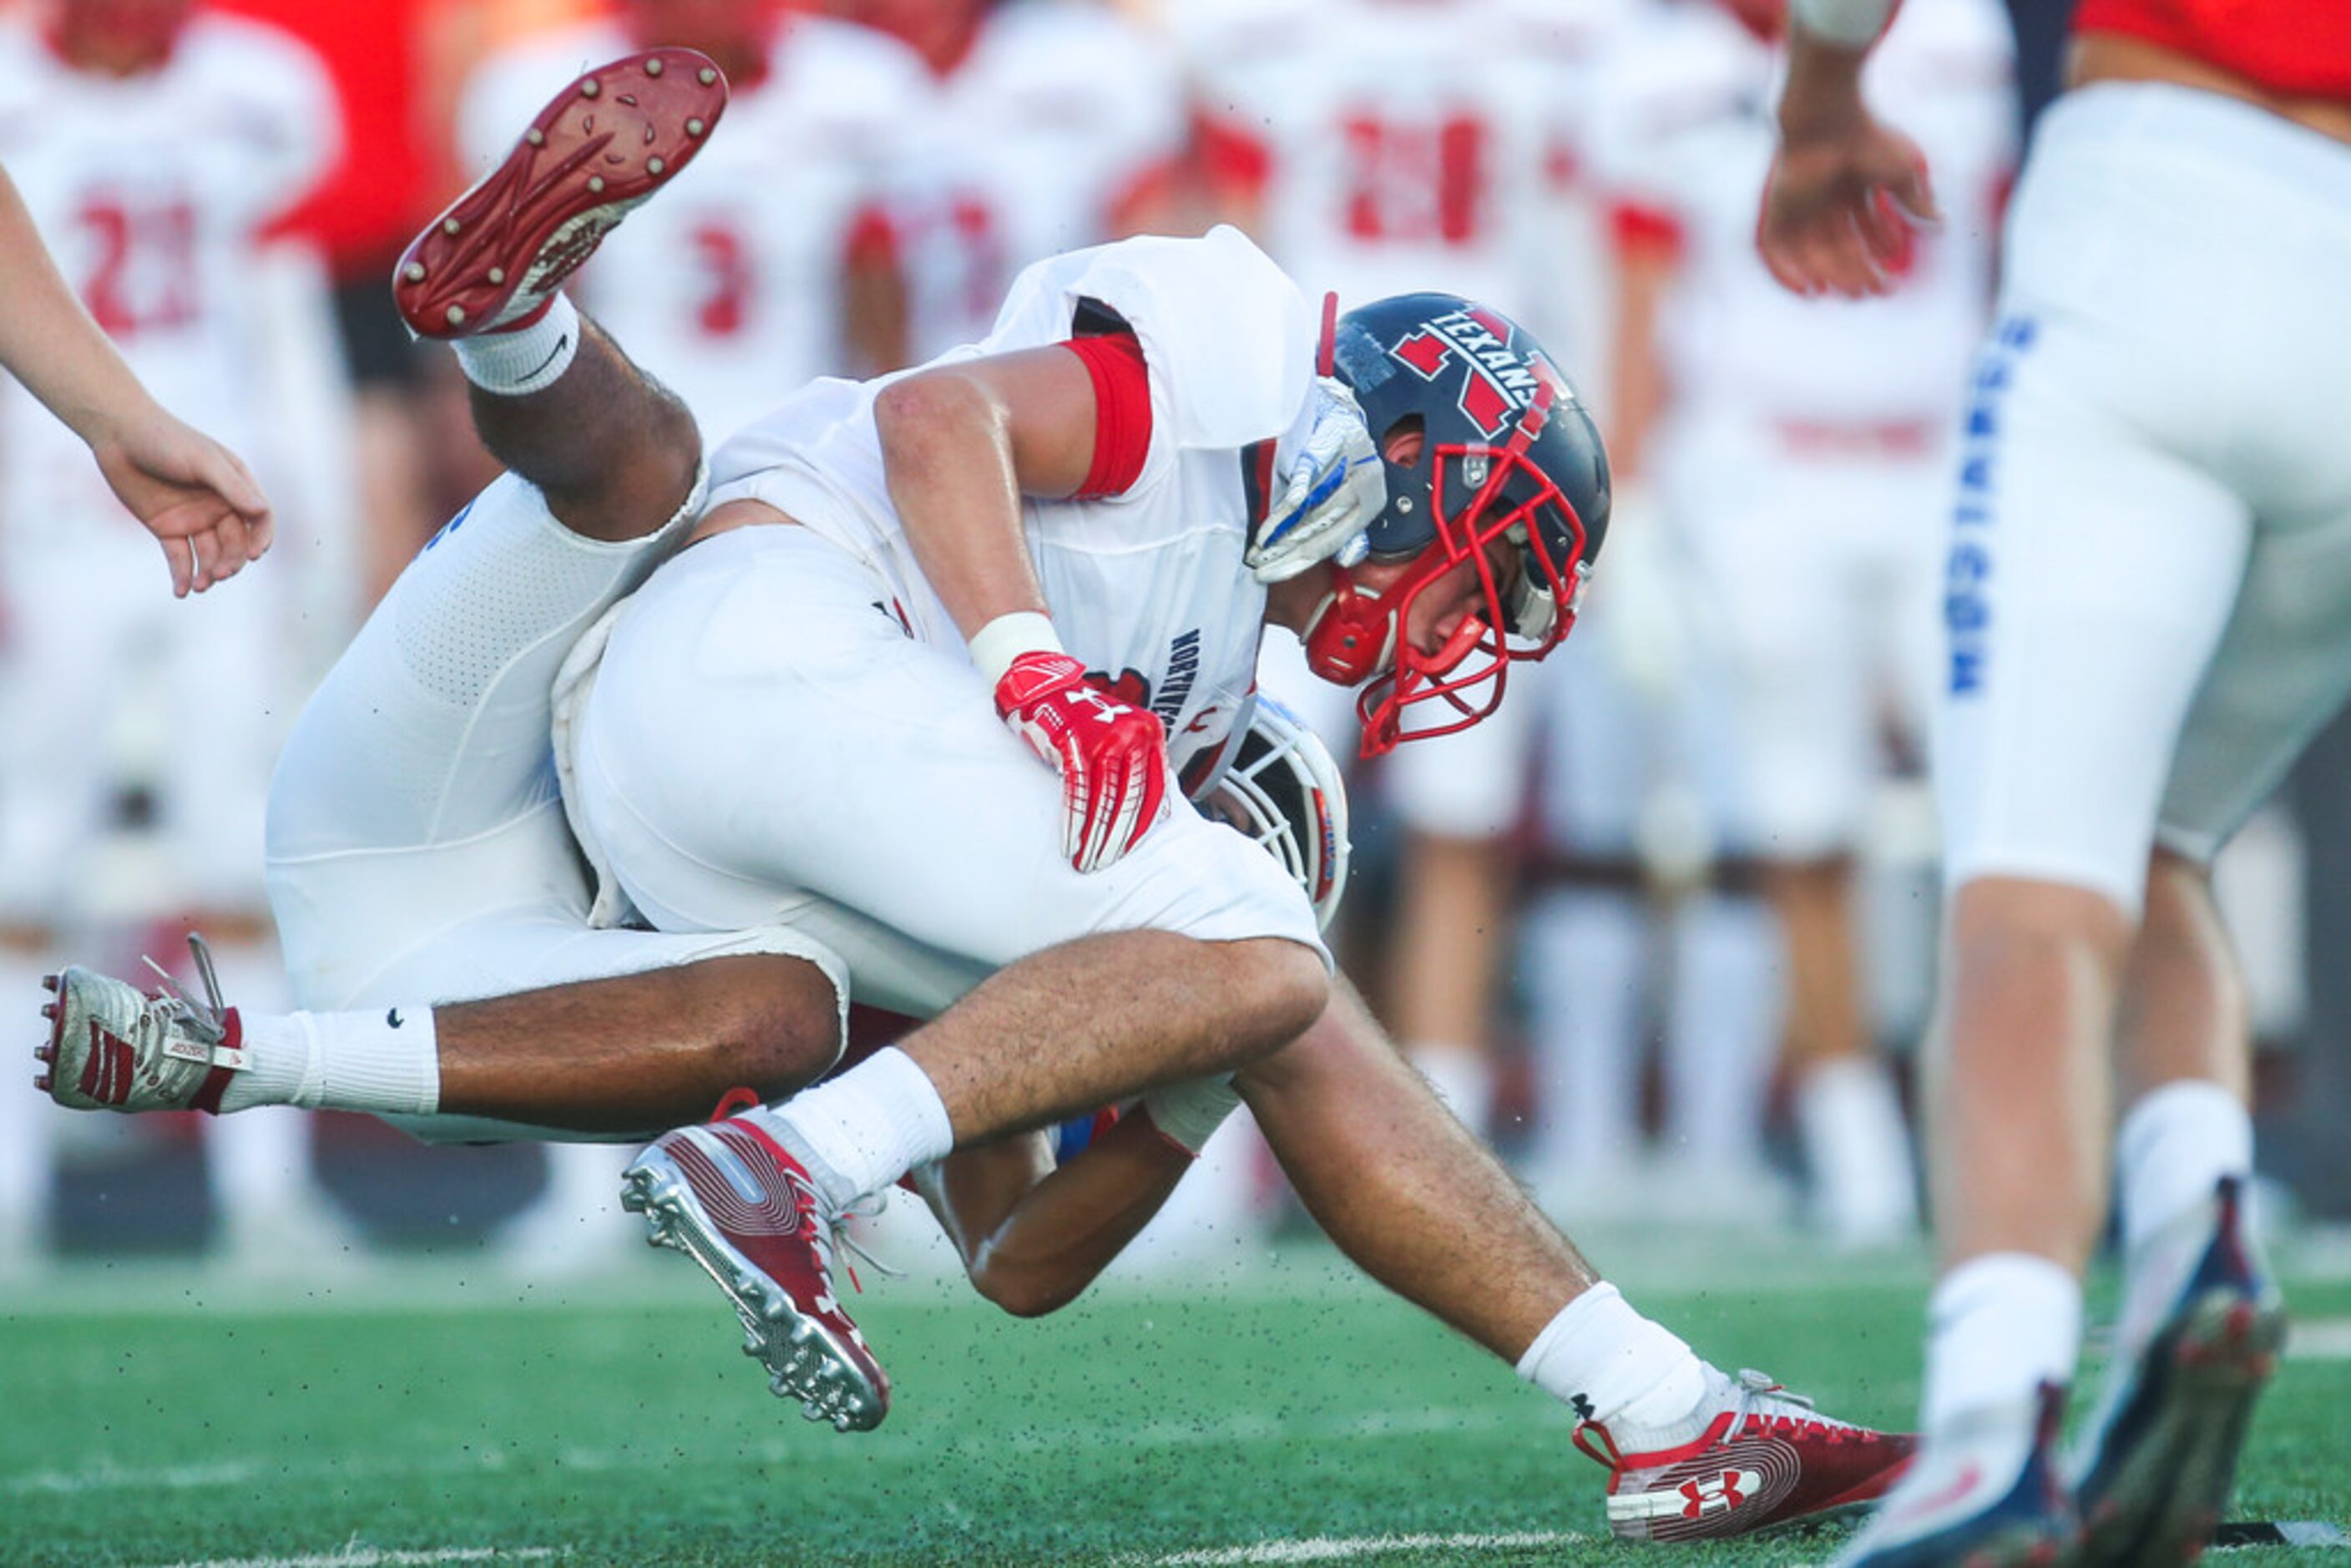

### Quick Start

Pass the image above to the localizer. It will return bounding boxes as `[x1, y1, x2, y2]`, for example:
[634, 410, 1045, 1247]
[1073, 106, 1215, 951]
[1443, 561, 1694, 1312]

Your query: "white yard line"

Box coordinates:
[2288, 1316, 2351, 1361]
[1155, 1532, 1592, 1564]
[153, 1550, 553, 1568]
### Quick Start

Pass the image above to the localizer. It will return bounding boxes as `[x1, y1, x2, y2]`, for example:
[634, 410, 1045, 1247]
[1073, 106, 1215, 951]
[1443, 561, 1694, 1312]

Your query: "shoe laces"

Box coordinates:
[1733, 1368, 1883, 1446]
[829, 1190, 905, 1294]
[136, 931, 229, 1045]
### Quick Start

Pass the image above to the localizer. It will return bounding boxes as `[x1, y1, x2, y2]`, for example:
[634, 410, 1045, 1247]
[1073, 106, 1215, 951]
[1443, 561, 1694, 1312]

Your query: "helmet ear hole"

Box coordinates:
[1378, 416, 1425, 469]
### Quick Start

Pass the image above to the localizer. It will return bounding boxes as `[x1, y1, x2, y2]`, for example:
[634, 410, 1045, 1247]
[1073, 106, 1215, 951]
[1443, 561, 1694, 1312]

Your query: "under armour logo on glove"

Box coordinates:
[994, 650, 1173, 873]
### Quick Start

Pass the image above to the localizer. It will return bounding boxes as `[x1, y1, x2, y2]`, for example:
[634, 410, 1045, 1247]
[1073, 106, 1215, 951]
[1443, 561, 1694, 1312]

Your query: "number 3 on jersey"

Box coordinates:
[690, 219, 755, 339]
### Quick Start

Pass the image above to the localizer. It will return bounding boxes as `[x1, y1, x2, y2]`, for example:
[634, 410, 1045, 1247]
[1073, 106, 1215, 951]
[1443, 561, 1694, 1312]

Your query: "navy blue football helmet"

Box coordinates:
[1307, 292, 1610, 755]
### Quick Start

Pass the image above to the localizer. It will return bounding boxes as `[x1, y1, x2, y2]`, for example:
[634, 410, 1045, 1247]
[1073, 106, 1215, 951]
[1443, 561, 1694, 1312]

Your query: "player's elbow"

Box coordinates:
[872, 369, 1003, 480]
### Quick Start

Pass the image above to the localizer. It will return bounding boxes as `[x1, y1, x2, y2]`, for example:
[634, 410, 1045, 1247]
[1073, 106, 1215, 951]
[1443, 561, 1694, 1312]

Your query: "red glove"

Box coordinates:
[993, 649, 1171, 873]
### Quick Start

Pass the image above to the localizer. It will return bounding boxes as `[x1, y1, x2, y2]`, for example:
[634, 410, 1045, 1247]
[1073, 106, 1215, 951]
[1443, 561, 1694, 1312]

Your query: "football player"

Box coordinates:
[1757, 0, 2339, 1560]
[40, 50, 1910, 1539]
[0, 164, 270, 594]
[1181, 0, 1615, 1134]
[1587, 0, 2015, 1246]
[844, 0, 1186, 362]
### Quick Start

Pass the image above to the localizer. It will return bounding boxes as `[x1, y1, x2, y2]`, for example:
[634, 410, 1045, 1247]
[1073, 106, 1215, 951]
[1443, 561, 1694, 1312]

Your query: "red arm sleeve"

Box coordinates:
[1062, 331, 1153, 500]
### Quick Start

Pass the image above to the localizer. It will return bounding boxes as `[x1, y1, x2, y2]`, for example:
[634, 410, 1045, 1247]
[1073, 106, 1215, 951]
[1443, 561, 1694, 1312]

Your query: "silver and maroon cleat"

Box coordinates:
[622, 1118, 891, 1432]
[37, 932, 245, 1114]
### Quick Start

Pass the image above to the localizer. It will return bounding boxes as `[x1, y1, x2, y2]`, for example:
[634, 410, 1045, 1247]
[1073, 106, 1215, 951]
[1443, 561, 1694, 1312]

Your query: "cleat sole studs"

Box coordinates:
[588, 175, 605, 194]
[580, 78, 600, 99]
[404, 262, 426, 283]
[442, 218, 461, 236]
[685, 119, 705, 137]
[645, 57, 663, 75]
[39, 1004, 54, 1022]
[647, 157, 665, 176]
[525, 128, 545, 147]
[699, 67, 717, 84]
[446, 305, 467, 327]
[487, 267, 505, 285]
[41, 974, 57, 993]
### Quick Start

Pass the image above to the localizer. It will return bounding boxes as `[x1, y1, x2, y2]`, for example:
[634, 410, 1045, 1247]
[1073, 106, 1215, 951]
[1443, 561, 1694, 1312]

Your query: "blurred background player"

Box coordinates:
[460, 0, 925, 447]
[1180, 0, 1617, 1140]
[0, 0, 361, 1272]
[1761, 0, 2348, 1557]
[1580, 0, 2014, 1246]
[848, 0, 1186, 363]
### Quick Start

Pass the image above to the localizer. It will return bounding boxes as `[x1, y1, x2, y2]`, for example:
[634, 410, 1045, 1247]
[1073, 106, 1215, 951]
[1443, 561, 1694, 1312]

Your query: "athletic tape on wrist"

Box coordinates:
[969, 610, 1064, 687]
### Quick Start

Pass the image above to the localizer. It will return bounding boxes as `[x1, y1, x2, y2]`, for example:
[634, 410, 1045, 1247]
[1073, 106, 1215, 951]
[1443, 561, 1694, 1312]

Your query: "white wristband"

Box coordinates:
[968, 610, 1065, 686]
[1791, 0, 1895, 47]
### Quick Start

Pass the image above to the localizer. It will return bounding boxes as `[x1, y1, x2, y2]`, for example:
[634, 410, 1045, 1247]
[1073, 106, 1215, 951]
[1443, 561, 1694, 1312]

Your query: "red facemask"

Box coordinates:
[1302, 383, 1590, 758]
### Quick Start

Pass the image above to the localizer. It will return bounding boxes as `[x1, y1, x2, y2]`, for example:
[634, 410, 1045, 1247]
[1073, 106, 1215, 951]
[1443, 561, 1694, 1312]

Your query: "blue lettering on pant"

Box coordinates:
[1946, 315, 2036, 695]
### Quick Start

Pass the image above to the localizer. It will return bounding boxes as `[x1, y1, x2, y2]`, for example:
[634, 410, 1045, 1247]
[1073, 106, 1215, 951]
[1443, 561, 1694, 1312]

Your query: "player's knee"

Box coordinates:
[1207, 937, 1329, 1067]
[965, 1262, 1074, 1320]
[684, 954, 842, 1102]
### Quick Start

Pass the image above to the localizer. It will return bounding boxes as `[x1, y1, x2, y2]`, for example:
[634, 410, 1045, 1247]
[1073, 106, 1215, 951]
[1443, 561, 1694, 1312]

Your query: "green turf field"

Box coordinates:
[3, 1243, 2345, 1566]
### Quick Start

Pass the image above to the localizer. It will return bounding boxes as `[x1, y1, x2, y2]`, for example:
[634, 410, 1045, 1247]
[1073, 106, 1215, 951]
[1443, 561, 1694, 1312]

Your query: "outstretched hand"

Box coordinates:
[1757, 109, 1938, 300]
[86, 402, 274, 597]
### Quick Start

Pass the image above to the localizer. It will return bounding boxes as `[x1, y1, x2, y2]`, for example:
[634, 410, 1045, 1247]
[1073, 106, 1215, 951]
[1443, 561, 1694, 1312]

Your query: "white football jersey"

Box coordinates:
[1588, 0, 2016, 425]
[708, 226, 1318, 771]
[874, 1, 1187, 361]
[0, 13, 338, 546]
[1177, 0, 1620, 357]
[458, 18, 927, 448]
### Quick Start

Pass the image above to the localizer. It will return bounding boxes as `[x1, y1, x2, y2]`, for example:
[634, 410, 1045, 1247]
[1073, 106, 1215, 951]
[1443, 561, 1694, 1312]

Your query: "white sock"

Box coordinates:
[1921, 1252, 2082, 1433]
[1795, 1055, 1920, 1242]
[1408, 1042, 1495, 1136]
[1516, 1282, 1708, 1429]
[1663, 891, 1782, 1170]
[218, 1004, 438, 1116]
[1520, 890, 1646, 1176]
[2116, 1080, 2252, 1256]
[451, 292, 579, 396]
[751, 1045, 953, 1211]
[194, 942, 312, 1211]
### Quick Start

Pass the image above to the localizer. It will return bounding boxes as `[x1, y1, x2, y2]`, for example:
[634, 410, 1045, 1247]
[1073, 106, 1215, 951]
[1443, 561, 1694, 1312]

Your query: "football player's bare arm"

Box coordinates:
[871, 345, 1098, 640]
[1757, 16, 1938, 300]
[915, 1117, 1191, 1318]
[841, 214, 912, 377]
[1236, 979, 1602, 1362]
[1605, 225, 1678, 486]
[463, 315, 700, 546]
[0, 164, 272, 596]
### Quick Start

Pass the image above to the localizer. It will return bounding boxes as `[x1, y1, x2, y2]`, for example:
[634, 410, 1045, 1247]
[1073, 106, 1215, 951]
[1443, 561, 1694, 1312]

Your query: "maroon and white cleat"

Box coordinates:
[393, 48, 728, 339]
[36, 933, 246, 1114]
[621, 1118, 891, 1432]
[1575, 1367, 1917, 1541]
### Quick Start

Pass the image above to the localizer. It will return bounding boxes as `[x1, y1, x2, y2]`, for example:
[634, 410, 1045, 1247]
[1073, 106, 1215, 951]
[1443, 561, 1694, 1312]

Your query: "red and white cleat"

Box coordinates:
[621, 1118, 891, 1433]
[1575, 1367, 1917, 1541]
[36, 933, 246, 1115]
[392, 48, 728, 339]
